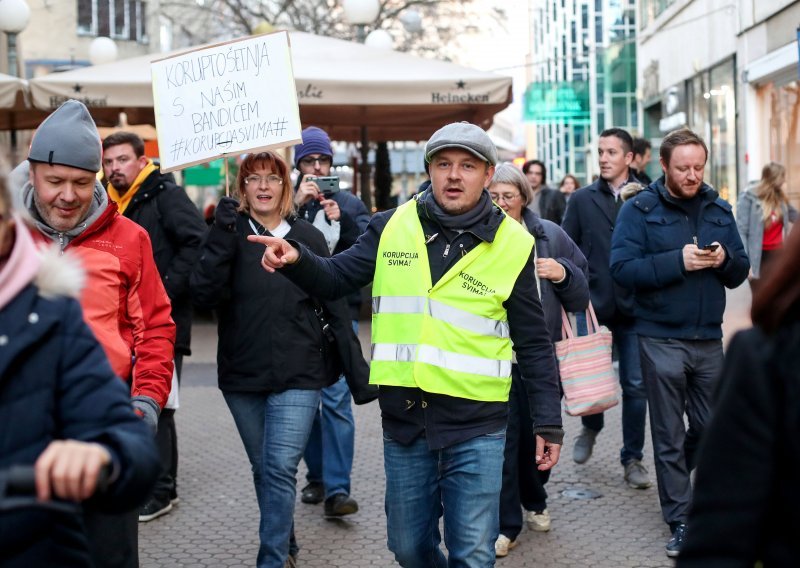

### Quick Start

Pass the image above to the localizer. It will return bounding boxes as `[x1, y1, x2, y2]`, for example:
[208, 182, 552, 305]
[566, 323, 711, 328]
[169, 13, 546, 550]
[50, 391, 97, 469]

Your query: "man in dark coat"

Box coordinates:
[522, 159, 567, 225]
[611, 128, 749, 557]
[561, 127, 651, 490]
[292, 126, 370, 517]
[102, 131, 206, 521]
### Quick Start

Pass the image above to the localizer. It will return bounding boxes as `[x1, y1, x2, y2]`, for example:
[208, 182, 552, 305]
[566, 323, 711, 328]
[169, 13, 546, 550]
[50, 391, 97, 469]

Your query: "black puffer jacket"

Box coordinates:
[190, 213, 372, 400]
[121, 170, 206, 355]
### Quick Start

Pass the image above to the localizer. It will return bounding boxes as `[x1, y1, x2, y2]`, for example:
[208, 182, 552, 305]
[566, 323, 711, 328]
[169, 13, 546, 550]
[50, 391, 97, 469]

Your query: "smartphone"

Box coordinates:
[307, 176, 340, 196]
[702, 243, 719, 251]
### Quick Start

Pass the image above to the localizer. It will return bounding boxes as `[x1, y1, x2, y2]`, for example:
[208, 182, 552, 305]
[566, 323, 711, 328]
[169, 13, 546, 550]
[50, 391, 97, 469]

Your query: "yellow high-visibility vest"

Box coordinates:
[370, 198, 534, 401]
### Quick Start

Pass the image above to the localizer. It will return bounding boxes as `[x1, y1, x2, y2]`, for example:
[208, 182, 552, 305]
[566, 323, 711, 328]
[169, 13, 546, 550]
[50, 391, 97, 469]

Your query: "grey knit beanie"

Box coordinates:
[28, 100, 102, 173]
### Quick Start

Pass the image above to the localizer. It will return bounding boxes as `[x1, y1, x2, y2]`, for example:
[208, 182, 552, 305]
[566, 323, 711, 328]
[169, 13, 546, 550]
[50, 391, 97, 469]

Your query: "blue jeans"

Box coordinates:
[581, 319, 647, 465]
[384, 430, 506, 568]
[303, 321, 357, 498]
[224, 389, 320, 568]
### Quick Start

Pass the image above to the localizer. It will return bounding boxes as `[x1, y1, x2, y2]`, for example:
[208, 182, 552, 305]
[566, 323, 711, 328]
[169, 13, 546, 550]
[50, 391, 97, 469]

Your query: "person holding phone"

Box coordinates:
[610, 128, 749, 558]
[292, 126, 371, 519]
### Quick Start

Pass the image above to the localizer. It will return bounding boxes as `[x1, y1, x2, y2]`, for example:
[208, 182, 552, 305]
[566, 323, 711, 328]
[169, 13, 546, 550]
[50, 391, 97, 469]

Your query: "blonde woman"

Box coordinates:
[737, 162, 797, 288]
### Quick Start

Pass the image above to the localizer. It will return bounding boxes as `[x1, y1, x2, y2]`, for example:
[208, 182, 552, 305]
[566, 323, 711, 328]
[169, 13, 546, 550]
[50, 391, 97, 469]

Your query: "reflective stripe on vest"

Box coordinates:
[370, 198, 534, 402]
[372, 296, 510, 339]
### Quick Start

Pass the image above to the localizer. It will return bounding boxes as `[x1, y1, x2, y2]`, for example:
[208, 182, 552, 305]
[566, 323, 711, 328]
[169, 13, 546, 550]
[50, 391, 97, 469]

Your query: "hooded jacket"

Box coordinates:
[22, 181, 175, 408]
[0, 223, 159, 568]
[112, 168, 206, 355]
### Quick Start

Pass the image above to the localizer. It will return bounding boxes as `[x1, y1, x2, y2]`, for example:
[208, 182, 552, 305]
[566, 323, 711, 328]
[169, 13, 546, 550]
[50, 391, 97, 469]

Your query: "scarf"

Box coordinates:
[107, 159, 159, 214]
[0, 215, 42, 311]
[419, 187, 494, 232]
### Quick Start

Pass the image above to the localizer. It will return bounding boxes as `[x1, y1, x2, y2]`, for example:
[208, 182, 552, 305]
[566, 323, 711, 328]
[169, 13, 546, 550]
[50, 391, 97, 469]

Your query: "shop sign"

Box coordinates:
[523, 81, 590, 124]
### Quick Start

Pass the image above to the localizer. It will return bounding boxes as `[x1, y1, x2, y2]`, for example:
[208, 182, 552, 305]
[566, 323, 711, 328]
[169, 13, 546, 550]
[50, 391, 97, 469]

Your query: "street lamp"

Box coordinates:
[89, 36, 118, 66]
[365, 29, 393, 50]
[342, 0, 380, 210]
[0, 0, 31, 77]
[0, 0, 30, 165]
[342, 0, 380, 43]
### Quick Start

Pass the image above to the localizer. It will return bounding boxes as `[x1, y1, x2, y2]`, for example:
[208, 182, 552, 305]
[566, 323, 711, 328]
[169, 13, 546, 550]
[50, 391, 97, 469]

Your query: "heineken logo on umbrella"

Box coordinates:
[431, 80, 490, 104]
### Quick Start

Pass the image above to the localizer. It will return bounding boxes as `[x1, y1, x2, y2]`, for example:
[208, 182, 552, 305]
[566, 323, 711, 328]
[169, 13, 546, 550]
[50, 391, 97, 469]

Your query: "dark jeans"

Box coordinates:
[85, 509, 138, 568]
[499, 367, 550, 540]
[638, 336, 722, 526]
[580, 319, 647, 465]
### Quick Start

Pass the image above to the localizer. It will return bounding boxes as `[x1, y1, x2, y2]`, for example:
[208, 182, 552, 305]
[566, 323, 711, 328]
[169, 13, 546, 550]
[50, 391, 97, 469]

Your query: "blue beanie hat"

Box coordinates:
[29, 99, 102, 173]
[294, 126, 333, 165]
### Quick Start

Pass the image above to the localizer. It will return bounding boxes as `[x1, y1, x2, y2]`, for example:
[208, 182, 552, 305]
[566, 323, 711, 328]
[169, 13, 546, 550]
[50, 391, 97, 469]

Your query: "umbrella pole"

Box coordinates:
[224, 155, 230, 197]
[360, 125, 372, 211]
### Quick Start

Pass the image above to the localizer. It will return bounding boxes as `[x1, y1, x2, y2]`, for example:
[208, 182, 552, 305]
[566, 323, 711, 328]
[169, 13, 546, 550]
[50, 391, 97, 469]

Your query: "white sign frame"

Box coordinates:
[151, 31, 302, 173]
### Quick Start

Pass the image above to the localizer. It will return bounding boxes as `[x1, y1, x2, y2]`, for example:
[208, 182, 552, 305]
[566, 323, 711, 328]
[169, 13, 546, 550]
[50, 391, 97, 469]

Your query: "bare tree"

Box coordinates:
[159, 0, 506, 60]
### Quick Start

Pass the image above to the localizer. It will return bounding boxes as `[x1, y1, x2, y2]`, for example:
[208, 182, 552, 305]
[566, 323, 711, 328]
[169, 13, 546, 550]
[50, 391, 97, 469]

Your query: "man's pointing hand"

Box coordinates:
[247, 235, 299, 273]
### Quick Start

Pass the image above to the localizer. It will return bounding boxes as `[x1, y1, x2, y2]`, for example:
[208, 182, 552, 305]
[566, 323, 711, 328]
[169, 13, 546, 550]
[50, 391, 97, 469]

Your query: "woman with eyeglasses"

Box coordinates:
[190, 151, 370, 568]
[488, 163, 590, 558]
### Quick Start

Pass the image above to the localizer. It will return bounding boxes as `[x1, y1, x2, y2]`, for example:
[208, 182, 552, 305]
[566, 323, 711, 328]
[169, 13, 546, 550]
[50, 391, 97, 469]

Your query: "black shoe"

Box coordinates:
[666, 523, 687, 558]
[300, 482, 324, 504]
[169, 487, 179, 505]
[324, 493, 358, 517]
[138, 494, 173, 522]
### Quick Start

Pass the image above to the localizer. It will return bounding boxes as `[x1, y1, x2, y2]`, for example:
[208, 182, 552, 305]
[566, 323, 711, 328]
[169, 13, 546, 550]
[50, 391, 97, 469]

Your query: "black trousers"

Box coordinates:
[85, 509, 139, 568]
[498, 365, 551, 540]
[151, 355, 182, 500]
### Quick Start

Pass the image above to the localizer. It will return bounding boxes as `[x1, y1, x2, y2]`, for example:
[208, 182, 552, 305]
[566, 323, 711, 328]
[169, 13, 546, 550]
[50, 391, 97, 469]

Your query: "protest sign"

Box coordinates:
[151, 31, 302, 172]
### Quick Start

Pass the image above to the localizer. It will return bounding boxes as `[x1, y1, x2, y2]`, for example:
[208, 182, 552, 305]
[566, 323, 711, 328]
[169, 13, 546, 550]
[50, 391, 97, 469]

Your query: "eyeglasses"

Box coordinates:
[298, 156, 332, 167]
[490, 193, 521, 203]
[244, 175, 283, 187]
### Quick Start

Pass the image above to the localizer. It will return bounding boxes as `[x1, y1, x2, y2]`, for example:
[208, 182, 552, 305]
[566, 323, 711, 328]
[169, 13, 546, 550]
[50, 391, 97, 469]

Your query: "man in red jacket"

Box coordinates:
[18, 99, 175, 568]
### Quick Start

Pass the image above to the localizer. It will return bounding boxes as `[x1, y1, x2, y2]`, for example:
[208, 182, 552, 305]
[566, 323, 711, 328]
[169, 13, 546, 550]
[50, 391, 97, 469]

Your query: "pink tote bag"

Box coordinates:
[554, 304, 619, 417]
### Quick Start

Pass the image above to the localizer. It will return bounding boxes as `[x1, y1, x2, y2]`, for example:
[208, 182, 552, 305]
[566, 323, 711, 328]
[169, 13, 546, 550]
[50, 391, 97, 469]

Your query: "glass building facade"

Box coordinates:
[526, 0, 637, 187]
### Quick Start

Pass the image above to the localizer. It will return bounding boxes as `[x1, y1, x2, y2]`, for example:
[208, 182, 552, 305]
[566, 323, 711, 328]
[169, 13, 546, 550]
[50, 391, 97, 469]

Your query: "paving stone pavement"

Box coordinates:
[139, 284, 752, 568]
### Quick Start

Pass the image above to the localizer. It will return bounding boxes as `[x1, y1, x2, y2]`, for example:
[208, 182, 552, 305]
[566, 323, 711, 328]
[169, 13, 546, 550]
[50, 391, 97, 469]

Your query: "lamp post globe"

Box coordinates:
[365, 29, 393, 50]
[0, 0, 31, 34]
[89, 36, 118, 65]
[342, 0, 380, 25]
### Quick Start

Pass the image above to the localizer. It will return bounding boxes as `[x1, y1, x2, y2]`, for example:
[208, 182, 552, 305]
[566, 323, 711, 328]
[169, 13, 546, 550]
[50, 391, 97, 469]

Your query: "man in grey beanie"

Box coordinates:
[249, 121, 564, 567]
[20, 99, 176, 568]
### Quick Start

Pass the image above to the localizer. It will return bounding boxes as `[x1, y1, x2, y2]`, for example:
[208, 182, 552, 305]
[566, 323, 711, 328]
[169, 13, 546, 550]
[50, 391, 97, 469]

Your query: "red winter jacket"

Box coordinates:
[35, 202, 176, 407]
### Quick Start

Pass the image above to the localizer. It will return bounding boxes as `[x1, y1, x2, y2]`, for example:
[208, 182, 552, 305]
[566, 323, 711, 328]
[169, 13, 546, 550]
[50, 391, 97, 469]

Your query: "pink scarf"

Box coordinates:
[0, 214, 42, 311]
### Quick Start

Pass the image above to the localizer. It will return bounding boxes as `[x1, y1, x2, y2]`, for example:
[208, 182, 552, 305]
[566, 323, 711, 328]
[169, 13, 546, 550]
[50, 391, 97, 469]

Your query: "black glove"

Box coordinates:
[215, 197, 240, 231]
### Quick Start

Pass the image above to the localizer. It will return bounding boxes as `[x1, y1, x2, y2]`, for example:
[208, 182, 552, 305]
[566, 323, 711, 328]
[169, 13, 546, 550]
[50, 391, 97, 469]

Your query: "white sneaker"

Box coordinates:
[525, 508, 551, 532]
[494, 534, 517, 558]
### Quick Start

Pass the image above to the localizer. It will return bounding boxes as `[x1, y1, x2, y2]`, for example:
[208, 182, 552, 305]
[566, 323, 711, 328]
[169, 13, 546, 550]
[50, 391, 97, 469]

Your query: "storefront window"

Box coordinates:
[708, 59, 737, 203]
[686, 59, 737, 203]
[766, 81, 800, 208]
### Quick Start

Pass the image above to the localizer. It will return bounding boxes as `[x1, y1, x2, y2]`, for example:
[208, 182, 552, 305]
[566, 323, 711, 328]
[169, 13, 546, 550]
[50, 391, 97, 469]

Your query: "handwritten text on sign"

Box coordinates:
[152, 31, 302, 172]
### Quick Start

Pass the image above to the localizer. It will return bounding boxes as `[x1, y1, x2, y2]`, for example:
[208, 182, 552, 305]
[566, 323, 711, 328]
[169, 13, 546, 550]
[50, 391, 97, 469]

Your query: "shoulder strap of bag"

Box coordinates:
[561, 307, 574, 340]
[586, 302, 600, 334]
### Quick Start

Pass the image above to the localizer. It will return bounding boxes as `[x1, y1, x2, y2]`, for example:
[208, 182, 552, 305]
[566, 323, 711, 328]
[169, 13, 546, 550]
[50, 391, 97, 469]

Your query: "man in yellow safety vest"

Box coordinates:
[250, 122, 564, 567]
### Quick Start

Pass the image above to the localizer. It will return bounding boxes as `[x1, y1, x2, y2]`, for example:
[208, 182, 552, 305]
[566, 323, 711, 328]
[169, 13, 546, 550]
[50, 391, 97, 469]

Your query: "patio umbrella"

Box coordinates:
[26, 31, 512, 141]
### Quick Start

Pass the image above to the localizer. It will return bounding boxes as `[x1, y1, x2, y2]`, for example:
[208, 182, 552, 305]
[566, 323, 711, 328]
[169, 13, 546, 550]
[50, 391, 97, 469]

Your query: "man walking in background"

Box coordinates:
[561, 128, 651, 490]
[631, 137, 653, 185]
[293, 126, 370, 517]
[611, 127, 749, 557]
[102, 131, 206, 521]
[522, 159, 567, 224]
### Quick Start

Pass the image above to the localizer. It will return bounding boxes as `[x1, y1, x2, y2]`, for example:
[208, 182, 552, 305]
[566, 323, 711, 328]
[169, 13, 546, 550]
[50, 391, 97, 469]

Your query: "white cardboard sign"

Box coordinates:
[151, 31, 302, 172]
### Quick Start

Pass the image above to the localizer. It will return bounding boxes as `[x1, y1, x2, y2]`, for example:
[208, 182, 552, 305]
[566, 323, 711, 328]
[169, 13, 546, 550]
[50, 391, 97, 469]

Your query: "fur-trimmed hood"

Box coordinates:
[35, 244, 85, 299]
